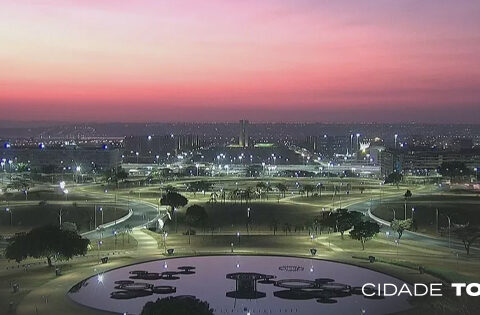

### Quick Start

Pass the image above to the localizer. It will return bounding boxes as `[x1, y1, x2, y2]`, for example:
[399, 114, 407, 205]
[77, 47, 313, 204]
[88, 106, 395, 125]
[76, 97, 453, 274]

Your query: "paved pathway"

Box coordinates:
[131, 228, 159, 252]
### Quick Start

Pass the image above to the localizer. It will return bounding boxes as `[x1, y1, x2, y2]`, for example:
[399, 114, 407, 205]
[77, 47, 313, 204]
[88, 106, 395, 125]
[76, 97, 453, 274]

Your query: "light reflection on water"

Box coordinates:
[68, 255, 413, 315]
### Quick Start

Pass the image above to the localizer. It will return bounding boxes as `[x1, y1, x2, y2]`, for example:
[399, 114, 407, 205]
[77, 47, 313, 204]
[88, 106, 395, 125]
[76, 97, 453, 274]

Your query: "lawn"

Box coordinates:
[0, 204, 128, 233]
[371, 194, 480, 235]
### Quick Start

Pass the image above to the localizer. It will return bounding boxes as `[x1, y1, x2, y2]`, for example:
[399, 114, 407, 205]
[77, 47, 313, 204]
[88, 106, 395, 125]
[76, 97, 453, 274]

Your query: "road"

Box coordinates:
[349, 197, 475, 254]
[81, 198, 166, 240]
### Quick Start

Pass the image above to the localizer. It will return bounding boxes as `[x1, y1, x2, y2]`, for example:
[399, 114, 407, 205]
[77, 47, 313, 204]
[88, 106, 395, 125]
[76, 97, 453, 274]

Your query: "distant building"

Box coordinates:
[380, 148, 480, 176]
[304, 135, 317, 152]
[123, 134, 203, 163]
[239, 120, 249, 148]
[176, 134, 201, 152]
[0, 146, 121, 172]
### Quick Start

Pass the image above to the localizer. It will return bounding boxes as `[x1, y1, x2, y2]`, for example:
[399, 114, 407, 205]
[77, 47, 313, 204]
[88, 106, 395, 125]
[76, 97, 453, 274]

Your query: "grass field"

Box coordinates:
[0, 203, 128, 233]
[371, 194, 480, 235]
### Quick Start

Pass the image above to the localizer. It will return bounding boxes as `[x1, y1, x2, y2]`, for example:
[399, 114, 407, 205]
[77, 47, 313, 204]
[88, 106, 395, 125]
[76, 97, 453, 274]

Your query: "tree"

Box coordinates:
[187, 181, 212, 196]
[245, 164, 262, 177]
[185, 205, 208, 244]
[104, 167, 128, 188]
[385, 172, 403, 188]
[316, 183, 324, 196]
[324, 209, 362, 239]
[141, 296, 213, 315]
[5, 225, 89, 266]
[453, 225, 480, 255]
[270, 218, 278, 235]
[336, 210, 363, 239]
[391, 219, 413, 239]
[283, 222, 292, 236]
[162, 185, 177, 194]
[256, 182, 267, 199]
[275, 183, 287, 198]
[404, 190, 412, 219]
[161, 192, 188, 232]
[349, 221, 380, 250]
[438, 161, 470, 180]
[302, 184, 315, 197]
[7, 179, 31, 200]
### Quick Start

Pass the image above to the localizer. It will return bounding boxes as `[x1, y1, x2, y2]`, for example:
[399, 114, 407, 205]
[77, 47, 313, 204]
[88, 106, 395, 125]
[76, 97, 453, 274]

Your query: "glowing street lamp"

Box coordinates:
[5, 207, 12, 226]
[99, 207, 104, 225]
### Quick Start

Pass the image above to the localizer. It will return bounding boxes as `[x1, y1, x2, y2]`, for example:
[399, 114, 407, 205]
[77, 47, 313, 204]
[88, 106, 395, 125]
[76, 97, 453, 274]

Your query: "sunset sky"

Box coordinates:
[1, 0, 480, 122]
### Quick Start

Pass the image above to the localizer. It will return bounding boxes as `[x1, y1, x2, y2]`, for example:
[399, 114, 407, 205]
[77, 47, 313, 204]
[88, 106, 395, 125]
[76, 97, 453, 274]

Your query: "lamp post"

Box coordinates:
[5, 207, 12, 226]
[247, 207, 251, 235]
[76, 166, 81, 184]
[391, 209, 396, 221]
[163, 232, 168, 254]
[475, 167, 478, 182]
[444, 214, 452, 249]
[394, 134, 398, 149]
[97, 240, 103, 261]
[411, 207, 415, 220]
[100, 207, 104, 226]
[356, 133, 360, 151]
[350, 134, 354, 153]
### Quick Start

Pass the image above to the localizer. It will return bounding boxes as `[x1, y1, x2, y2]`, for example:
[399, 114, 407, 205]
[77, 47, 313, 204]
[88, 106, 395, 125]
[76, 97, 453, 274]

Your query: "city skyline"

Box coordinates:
[1, 0, 480, 123]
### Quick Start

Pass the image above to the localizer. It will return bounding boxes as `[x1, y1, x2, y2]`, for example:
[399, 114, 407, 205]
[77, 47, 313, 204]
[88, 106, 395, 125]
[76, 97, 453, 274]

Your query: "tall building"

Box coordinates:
[304, 135, 318, 152]
[239, 120, 249, 147]
[176, 134, 201, 151]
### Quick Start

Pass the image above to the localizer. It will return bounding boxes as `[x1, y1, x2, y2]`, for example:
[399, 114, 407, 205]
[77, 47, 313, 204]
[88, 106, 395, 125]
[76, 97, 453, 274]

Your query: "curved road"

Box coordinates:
[349, 197, 476, 253]
[81, 198, 165, 240]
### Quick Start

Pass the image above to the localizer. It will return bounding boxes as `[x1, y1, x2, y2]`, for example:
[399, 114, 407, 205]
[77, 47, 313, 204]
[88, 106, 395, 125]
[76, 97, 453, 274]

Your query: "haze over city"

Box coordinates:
[1, 0, 480, 122]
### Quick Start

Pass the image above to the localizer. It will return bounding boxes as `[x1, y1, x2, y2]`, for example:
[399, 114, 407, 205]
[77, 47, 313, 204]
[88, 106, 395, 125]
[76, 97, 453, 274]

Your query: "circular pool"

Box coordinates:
[68, 255, 413, 314]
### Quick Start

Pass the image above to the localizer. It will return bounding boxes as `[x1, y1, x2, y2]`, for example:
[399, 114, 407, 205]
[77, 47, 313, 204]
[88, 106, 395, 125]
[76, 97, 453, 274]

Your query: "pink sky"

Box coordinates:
[1, 0, 480, 122]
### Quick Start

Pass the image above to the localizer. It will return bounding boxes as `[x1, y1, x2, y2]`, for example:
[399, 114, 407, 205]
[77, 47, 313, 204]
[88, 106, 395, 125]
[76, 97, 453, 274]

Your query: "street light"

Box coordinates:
[247, 207, 251, 235]
[350, 134, 354, 153]
[356, 133, 360, 151]
[163, 232, 168, 254]
[411, 207, 415, 220]
[391, 209, 396, 221]
[100, 207, 104, 226]
[443, 214, 452, 249]
[5, 207, 12, 226]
